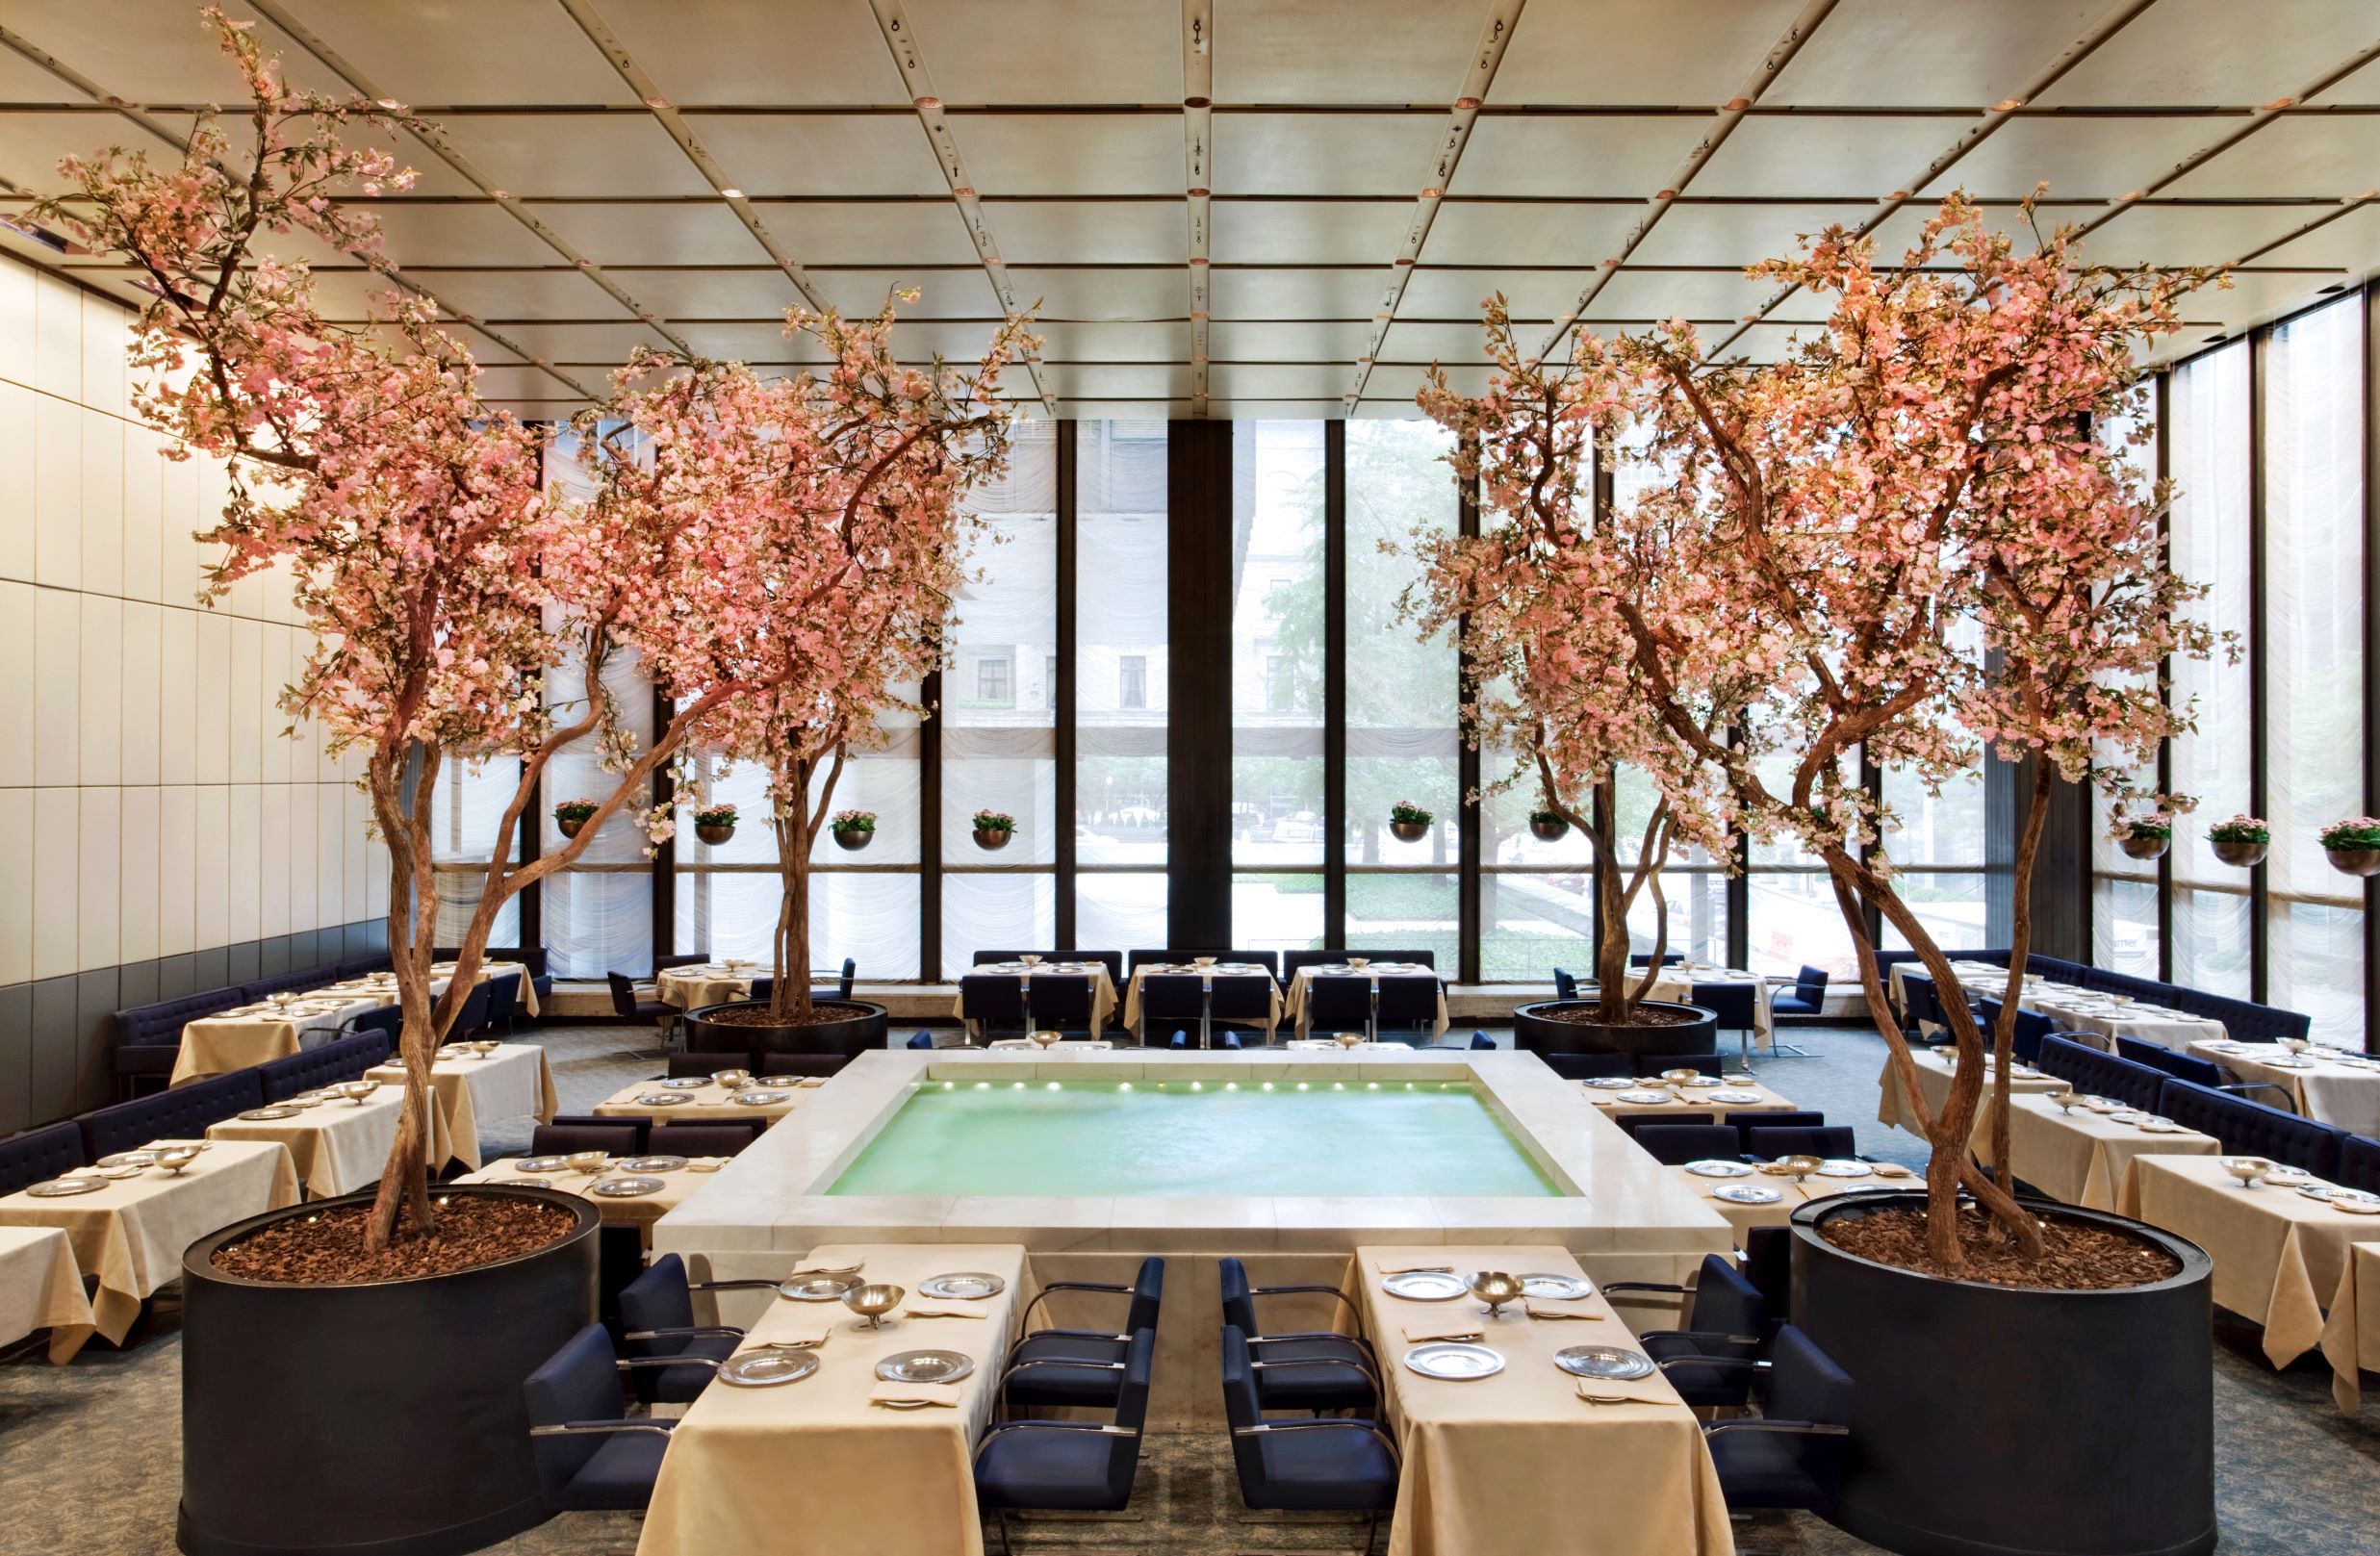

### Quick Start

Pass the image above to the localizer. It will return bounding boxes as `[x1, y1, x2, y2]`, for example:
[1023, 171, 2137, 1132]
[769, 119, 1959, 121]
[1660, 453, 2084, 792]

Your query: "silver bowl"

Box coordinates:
[153, 1145, 203, 1176]
[710, 1069, 753, 1091]
[841, 1283, 906, 1330]
[469, 1039, 499, 1059]
[1469, 1270, 1523, 1319]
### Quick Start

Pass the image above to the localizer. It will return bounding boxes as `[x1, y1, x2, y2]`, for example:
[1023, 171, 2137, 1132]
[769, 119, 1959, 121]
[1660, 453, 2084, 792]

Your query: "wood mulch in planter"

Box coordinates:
[1821, 1203, 2182, 1289]
[1534, 1003, 1702, 1028]
[212, 1194, 577, 1285]
[703, 1001, 875, 1027]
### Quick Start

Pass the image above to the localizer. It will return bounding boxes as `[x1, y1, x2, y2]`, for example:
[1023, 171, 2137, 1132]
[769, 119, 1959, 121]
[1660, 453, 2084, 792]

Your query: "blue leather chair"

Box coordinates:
[1417, 1031, 1497, 1052]
[811, 956, 858, 1002]
[1613, 1254, 1768, 1409]
[1303, 975, 1376, 1042]
[961, 974, 1031, 1041]
[257, 1030, 394, 1102]
[648, 1121, 764, 1158]
[1208, 975, 1279, 1043]
[1629, 952, 1685, 968]
[1372, 975, 1444, 1044]
[531, 1119, 645, 1157]
[2156, 1080, 2345, 1178]
[1140, 975, 1205, 1045]
[1634, 1050, 1724, 1078]
[1130, 948, 1281, 979]
[1725, 1110, 1823, 1151]
[1543, 1051, 1631, 1082]
[1551, 966, 1579, 1002]
[340, 1005, 404, 1044]
[473, 972, 523, 1035]
[1219, 1256, 1376, 1415]
[1004, 1258, 1166, 1413]
[2339, 1135, 2380, 1194]
[2036, 1035, 2169, 1112]
[976, 1329, 1153, 1549]
[1024, 975, 1097, 1036]
[523, 1324, 680, 1512]
[1220, 1327, 1397, 1549]
[0, 1121, 86, 1196]
[1745, 1125, 1859, 1161]
[479, 946, 552, 1009]
[667, 1050, 755, 1079]
[1741, 1226, 1792, 1321]
[1902, 975, 1948, 1044]
[617, 1253, 782, 1404]
[78, 1070, 264, 1161]
[447, 978, 498, 1044]
[1167, 1027, 1241, 1050]
[111, 987, 245, 1099]
[907, 1032, 935, 1049]
[1631, 1124, 1752, 1166]
[1694, 982, 1762, 1069]
[2114, 1036, 2296, 1107]
[1770, 965, 1830, 1017]
[1705, 1325, 1854, 1514]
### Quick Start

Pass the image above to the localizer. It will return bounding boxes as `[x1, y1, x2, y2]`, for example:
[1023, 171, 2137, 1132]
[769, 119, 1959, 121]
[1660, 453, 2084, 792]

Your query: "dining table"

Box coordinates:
[1344, 1244, 1733, 1556]
[655, 961, 766, 1012]
[635, 1241, 1032, 1556]
[590, 1075, 814, 1123]
[0, 1139, 298, 1346]
[205, 1084, 407, 1198]
[1877, 1046, 2068, 1136]
[1644, 962, 1778, 1045]
[362, 1041, 558, 1168]
[1970, 1091, 2222, 1212]
[1119, 960, 1285, 1039]
[949, 959, 1121, 1039]
[2120, 1153, 2380, 1367]
[2187, 1039, 2380, 1135]
[1891, 962, 2228, 1052]
[2318, 1240, 2380, 1414]
[1666, 1163, 1914, 1238]
[170, 961, 537, 1084]
[1579, 1074, 1798, 1121]
[1285, 962, 1448, 1040]
[0, 1225, 96, 1364]
[453, 1154, 718, 1246]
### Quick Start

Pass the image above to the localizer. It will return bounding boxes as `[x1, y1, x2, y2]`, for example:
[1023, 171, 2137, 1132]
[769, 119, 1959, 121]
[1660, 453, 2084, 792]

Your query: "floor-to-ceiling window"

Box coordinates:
[1076, 421, 1170, 950]
[2088, 397, 2164, 979]
[1230, 421, 1327, 952]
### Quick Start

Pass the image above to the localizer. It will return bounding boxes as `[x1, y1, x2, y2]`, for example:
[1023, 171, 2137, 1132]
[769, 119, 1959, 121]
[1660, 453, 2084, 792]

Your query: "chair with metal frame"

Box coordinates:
[1765, 964, 1829, 1057]
[1703, 1324, 1855, 1515]
[1304, 973, 1376, 1042]
[1139, 973, 1206, 1046]
[522, 1323, 689, 1513]
[1629, 1123, 1753, 1167]
[974, 1330, 1155, 1556]
[1551, 966, 1579, 1002]
[1219, 1256, 1378, 1415]
[1219, 1327, 1399, 1555]
[605, 971, 680, 1048]
[1544, 1051, 1632, 1082]
[1023, 973, 1096, 1037]
[960, 973, 1030, 1043]
[1208, 972, 1281, 1045]
[1372, 974, 1443, 1045]
[1001, 1257, 1167, 1414]
[1694, 981, 1762, 1073]
[1605, 1252, 1770, 1409]
[615, 1251, 785, 1404]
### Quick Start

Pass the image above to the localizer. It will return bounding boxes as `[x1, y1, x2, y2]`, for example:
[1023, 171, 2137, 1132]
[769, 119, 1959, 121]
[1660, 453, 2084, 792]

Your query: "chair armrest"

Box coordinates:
[614, 1355, 724, 1373]
[2217, 1081, 2296, 1106]
[531, 1418, 677, 1440]
[1018, 1327, 1132, 1344]
[690, 1279, 785, 1292]
[1015, 1281, 1130, 1332]
[1249, 1283, 1361, 1315]
[1247, 1330, 1378, 1361]
[999, 1357, 1127, 1389]
[1600, 1282, 1690, 1297]
[1636, 1329, 1761, 1349]
[1232, 1420, 1401, 1465]
[624, 1326, 744, 1342]
[1250, 1353, 1381, 1386]
[971, 1421, 1139, 1463]
[1702, 1418, 1849, 1439]
[1657, 1354, 1770, 1375]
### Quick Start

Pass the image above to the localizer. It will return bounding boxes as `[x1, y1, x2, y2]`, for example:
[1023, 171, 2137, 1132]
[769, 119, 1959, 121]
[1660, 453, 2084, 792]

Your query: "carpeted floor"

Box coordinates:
[3, 1022, 2375, 1554]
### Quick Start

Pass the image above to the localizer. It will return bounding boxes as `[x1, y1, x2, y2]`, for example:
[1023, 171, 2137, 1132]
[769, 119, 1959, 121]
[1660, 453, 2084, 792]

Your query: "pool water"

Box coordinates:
[829, 1079, 1562, 1197]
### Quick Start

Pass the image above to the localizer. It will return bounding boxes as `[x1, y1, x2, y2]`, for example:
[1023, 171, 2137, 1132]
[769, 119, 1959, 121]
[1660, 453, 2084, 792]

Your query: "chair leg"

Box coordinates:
[1200, 986, 1214, 1050]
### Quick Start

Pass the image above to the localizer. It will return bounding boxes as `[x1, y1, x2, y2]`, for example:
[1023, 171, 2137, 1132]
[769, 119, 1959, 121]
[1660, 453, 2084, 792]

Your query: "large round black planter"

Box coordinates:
[1790, 1191, 2214, 1556]
[684, 997, 889, 1060]
[1511, 998, 1717, 1059]
[179, 1185, 599, 1556]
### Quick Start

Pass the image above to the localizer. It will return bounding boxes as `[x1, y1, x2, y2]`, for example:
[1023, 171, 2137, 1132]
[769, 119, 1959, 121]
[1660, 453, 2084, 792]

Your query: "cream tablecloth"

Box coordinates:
[207, 1086, 406, 1198]
[1667, 1166, 1909, 1239]
[1286, 964, 1448, 1040]
[2121, 1154, 2380, 1367]
[1646, 964, 1777, 1045]
[655, 963, 763, 1012]
[2188, 1041, 2380, 1135]
[1973, 1092, 2220, 1211]
[949, 961, 1120, 1038]
[1582, 1077, 1797, 1122]
[1120, 962, 1284, 1038]
[172, 962, 535, 1084]
[364, 1042, 558, 1169]
[2318, 1241, 2380, 1413]
[1877, 1049, 2065, 1135]
[455, 1157, 713, 1247]
[1888, 963, 2226, 1052]
[0, 1140, 298, 1344]
[591, 1076, 810, 1123]
[1346, 1244, 1732, 1556]
[636, 1241, 1031, 1556]
[0, 1225, 95, 1363]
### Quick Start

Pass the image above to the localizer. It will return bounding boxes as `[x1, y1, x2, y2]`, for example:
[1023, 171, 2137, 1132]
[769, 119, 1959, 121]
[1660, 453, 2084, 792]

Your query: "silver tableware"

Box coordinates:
[1815, 1161, 1873, 1178]
[1517, 1273, 1594, 1300]
[96, 1151, 159, 1168]
[1583, 1077, 1636, 1090]
[2221, 1156, 2270, 1187]
[98, 1164, 147, 1180]
[634, 1093, 691, 1107]
[732, 1089, 790, 1106]
[236, 1106, 302, 1121]
[469, 1040, 500, 1059]
[1707, 1089, 1765, 1104]
[842, 1283, 906, 1329]
[590, 1176, 665, 1198]
[565, 1150, 610, 1176]
[1553, 1344, 1656, 1381]
[2328, 1189, 2380, 1214]
[436, 1046, 470, 1060]
[333, 1080, 379, 1106]
[659, 1077, 708, 1090]
[717, 1348, 821, 1388]
[875, 1349, 975, 1385]
[152, 1146, 203, 1175]
[709, 1069, 753, 1091]
[1470, 1271, 1523, 1319]
[917, 1272, 1007, 1300]
[511, 1156, 571, 1173]
[1714, 1185, 1784, 1205]
[1616, 1090, 1671, 1105]
[779, 1272, 862, 1301]
[616, 1156, 689, 1174]
[1685, 1160, 1753, 1179]
[1677, 1075, 1724, 1088]
[1402, 1342, 1504, 1381]
[25, 1176, 109, 1196]
[1381, 1270, 1470, 1302]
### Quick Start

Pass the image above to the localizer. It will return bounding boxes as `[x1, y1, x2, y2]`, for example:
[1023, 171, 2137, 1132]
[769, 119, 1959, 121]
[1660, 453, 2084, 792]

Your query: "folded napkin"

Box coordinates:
[789, 1259, 862, 1278]
[1574, 1379, 1671, 1405]
[1523, 1299, 1604, 1321]
[870, 1380, 964, 1408]
[794, 1076, 829, 1087]
[1401, 1320, 1484, 1343]
[760, 1325, 833, 1348]
[1374, 1259, 1453, 1275]
[904, 1303, 987, 1320]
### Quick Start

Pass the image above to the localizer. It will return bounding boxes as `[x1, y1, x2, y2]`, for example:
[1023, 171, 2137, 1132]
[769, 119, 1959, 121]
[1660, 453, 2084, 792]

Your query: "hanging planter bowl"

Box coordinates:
[554, 814, 589, 840]
[832, 827, 874, 852]
[1389, 821, 1430, 843]
[974, 826, 1012, 851]
[2325, 847, 2380, 878]
[2210, 838, 2268, 868]
[1529, 817, 1571, 842]
[2116, 833, 2168, 862]
[695, 822, 735, 846]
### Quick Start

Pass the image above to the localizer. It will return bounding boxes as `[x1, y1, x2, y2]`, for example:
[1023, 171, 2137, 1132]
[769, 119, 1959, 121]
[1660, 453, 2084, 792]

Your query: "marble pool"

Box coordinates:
[830, 1077, 1561, 1197]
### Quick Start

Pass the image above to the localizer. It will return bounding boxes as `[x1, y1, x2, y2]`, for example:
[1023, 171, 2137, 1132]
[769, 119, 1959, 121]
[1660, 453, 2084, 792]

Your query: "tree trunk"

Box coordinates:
[363, 743, 445, 1252]
[1986, 758, 2058, 1242]
[771, 805, 812, 1023]
[1590, 778, 1630, 1022]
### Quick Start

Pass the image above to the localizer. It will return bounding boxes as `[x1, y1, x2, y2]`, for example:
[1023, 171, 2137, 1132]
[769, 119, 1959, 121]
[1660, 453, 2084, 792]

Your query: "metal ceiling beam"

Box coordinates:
[1182, 0, 1213, 416]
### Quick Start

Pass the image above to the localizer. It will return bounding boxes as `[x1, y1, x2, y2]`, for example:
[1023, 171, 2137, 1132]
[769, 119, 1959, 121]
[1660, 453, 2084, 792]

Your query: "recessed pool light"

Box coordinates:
[1012, 1082, 1026, 1089]
[974, 1082, 989, 1089]
[1119, 1082, 1132, 1091]
[1046, 1082, 1061, 1091]
[942, 1081, 954, 1089]
[1225, 1082, 1239, 1091]
[1191, 1081, 1203, 1090]
[1261, 1082, 1273, 1091]
[1367, 1082, 1379, 1090]
[1333, 1083, 1344, 1090]
[1296, 1082, 1310, 1091]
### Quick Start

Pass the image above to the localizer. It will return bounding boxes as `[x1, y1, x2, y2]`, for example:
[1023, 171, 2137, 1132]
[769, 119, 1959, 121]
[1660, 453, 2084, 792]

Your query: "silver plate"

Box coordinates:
[96, 1151, 158, 1168]
[876, 1349, 976, 1385]
[718, 1348, 821, 1388]
[511, 1156, 571, 1173]
[1381, 1270, 1469, 1302]
[1677, 1076, 1724, 1088]
[237, 1106, 303, 1121]
[1553, 1344, 1656, 1381]
[659, 1077, 708, 1089]
[780, 1273, 862, 1301]
[1402, 1342, 1504, 1381]
[1713, 1185, 1784, 1205]
[733, 1090, 791, 1106]
[1615, 1091, 1671, 1105]
[1583, 1077, 1636, 1090]
[25, 1177, 109, 1197]
[1685, 1160, 1753, 1178]
[918, 1272, 1007, 1300]
[617, 1155, 688, 1174]
[590, 1176, 665, 1197]
[1518, 1273, 1593, 1300]
[634, 1093, 691, 1107]
[1815, 1161, 1873, 1178]
[436, 1046, 470, 1060]
[1707, 1089, 1765, 1104]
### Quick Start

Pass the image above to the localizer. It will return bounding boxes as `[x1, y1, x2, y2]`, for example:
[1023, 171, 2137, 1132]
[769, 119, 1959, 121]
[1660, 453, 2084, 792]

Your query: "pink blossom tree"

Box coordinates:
[577, 316, 1026, 1025]
[1596, 196, 2215, 1264]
